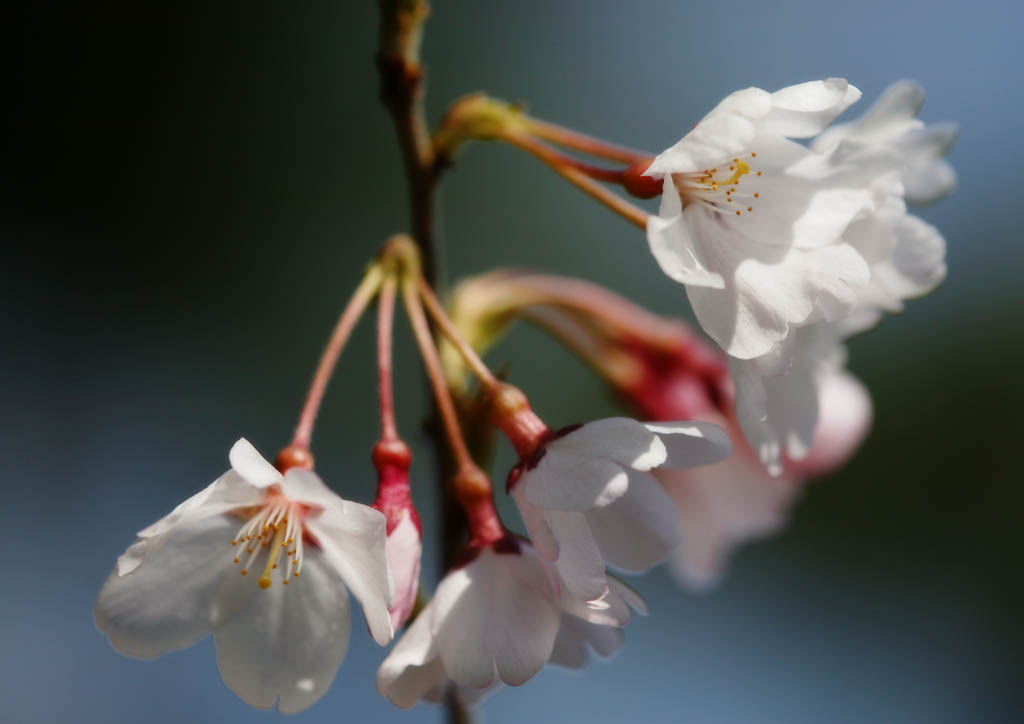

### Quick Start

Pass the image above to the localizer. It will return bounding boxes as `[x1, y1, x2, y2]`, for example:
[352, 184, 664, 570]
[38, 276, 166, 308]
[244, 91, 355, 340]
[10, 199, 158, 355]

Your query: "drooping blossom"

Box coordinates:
[643, 78, 886, 360]
[376, 537, 645, 708]
[95, 438, 393, 713]
[506, 415, 731, 604]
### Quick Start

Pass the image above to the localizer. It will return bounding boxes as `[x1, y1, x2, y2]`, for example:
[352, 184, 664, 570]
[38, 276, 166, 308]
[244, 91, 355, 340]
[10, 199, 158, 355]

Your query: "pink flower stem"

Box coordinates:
[522, 116, 652, 164]
[502, 131, 650, 229]
[416, 276, 501, 393]
[291, 264, 384, 451]
[402, 275, 503, 546]
[376, 273, 400, 444]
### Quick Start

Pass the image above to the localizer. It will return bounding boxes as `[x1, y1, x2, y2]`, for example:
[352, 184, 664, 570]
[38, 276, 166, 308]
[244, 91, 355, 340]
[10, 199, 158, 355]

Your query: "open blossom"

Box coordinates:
[643, 78, 884, 360]
[508, 417, 730, 604]
[376, 537, 645, 708]
[94, 439, 393, 713]
[731, 83, 951, 473]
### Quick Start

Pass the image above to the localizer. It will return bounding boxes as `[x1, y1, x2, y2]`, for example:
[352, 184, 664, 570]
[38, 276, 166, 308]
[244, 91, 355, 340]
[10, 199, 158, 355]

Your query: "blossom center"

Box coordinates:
[675, 152, 762, 217]
[231, 495, 306, 589]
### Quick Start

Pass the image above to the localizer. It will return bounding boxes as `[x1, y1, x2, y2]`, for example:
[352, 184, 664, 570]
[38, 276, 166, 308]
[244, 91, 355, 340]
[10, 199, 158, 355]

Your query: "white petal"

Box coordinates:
[512, 488, 559, 562]
[764, 78, 861, 138]
[544, 509, 610, 602]
[279, 468, 346, 510]
[871, 214, 947, 300]
[646, 176, 726, 289]
[229, 438, 283, 488]
[487, 550, 562, 686]
[95, 515, 237, 659]
[522, 453, 630, 511]
[646, 87, 772, 174]
[434, 549, 560, 688]
[586, 469, 680, 572]
[431, 563, 495, 689]
[376, 609, 445, 709]
[304, 503, 394, 646]
[548, 418, 668, 471]
[134, 470, 263, 547]
[559, 574, 647, 627]
[644, 421, 732, 469]
[548, 614, 624, 670]
[212, 551, 351, 714]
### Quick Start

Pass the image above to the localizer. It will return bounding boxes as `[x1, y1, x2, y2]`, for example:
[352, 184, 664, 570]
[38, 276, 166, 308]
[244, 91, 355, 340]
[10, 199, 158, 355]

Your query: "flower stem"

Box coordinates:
[402, 275, 501, 544]
[291, 264, 384, 451]
[377, 273, 399, 443]
[522, 116, 653, 164]
[417, 277, 501, 393]
[503, 131, 650, 229]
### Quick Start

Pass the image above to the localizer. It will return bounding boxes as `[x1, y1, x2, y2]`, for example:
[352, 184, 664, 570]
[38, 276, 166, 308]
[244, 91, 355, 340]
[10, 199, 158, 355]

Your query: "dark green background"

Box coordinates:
[3, 1, 1021, 722]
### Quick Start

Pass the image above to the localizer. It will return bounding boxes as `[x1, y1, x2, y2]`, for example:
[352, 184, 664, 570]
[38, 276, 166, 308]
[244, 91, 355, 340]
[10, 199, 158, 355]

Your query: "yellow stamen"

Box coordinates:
[258, 521, 288, 590]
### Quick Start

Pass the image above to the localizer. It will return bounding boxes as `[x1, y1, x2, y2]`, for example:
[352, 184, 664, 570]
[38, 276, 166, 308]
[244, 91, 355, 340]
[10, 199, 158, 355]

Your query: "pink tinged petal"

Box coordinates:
[544, 509, 610, 603]
[431, 564, 496, 689]
[646, 87, 773, 174]
[212, 551, 351, 714]
[644, 421, 732, 469]
[280, 467, 345, 510]
[585, 469, 680, 572]
[487, 550, 562, 686]
[95, 515, 238, 659]
[559, 574, 647, 627]
[763, 78, 861, 138]
[548, 417, 668, 471]
[228, 438, 283, 488]
[791, 370, 872, 477]
[512, 488, 559, 562]
[384, 514, 422, 630]
[646, 176, 726, 289]
[304, 504, 394, 646]
[548, 614, 624, 670]
[522, 453, 630, 511]
[659, 456, 801, 590]
[376, 609, 445, 709]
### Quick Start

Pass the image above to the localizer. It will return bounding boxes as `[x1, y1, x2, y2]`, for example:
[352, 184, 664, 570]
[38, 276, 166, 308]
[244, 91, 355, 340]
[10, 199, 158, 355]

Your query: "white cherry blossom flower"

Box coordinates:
[376, 538, 645, 708]
[95, 438, 393, 713]
[509, 418, 730, 604]
[811, 80, 957, 205]
[644, 78, 880, 359]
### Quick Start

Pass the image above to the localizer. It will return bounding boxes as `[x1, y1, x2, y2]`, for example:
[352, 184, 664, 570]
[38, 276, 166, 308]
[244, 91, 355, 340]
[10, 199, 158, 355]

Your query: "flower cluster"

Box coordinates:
[94, 64, 952, 717]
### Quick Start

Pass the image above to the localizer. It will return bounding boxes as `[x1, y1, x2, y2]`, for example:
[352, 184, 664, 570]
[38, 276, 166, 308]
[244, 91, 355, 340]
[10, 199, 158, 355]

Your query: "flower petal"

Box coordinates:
[585, 469, 680, 572]
[548, 418, 668, 471]
[304, 503, 394, 646]
[95, 515, 237, 659]
[763, 78, 861, 138]
[280, 467, 345, 510]
[544, 509, 610, 602]
[790, 370, 872, 477]
[523, 453, 630, 511]
[646, 176, 726, 289]
[228, 438, 283, 488]
[212, 551, 351, 713]
[644, 421, 732, 469]
[376, 608, 445, 709]
[548, 614, 623, 670]
[384, 513, 422, 631]
[646, 87, 772, 173]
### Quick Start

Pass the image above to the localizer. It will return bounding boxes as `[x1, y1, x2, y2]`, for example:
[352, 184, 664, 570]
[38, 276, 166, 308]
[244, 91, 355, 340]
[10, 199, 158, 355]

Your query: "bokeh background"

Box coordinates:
[4, 1, 1022, 722]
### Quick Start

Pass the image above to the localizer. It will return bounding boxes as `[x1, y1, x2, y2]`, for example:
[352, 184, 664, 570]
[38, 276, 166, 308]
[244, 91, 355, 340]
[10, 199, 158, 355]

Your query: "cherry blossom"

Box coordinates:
[95, 439, 393, 713]
[508, 418, 730, 604]
[376, 537, 644, 708]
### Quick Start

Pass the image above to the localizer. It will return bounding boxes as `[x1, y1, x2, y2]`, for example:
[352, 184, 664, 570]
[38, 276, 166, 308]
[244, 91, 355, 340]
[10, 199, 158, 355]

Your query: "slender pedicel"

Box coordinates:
[291, 264, 385, 451]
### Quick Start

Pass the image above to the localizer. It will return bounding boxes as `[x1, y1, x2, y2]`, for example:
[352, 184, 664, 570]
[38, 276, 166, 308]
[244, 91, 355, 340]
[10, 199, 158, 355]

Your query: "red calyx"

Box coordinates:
[371, 439, 421, 536]
[275, 444, 315, 473]
[621, 159, 663, 199]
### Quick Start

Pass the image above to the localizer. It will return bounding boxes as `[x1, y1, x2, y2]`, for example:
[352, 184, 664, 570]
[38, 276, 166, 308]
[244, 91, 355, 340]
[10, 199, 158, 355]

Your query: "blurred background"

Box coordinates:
[3, 1, 1022, 722]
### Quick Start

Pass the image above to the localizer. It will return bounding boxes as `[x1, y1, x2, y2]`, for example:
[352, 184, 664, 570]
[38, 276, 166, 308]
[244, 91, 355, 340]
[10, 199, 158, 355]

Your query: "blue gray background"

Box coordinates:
[3, 1, 1022, 722]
